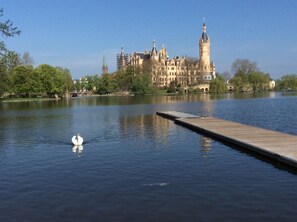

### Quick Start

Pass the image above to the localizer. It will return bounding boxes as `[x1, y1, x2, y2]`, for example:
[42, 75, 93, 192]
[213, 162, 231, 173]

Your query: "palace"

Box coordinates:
[117, 22, 216, 89]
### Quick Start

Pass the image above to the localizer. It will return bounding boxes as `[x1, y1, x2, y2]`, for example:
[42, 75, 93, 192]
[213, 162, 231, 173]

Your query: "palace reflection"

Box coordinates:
[199, 135, 213, 158]
[118, 96, 214, 151]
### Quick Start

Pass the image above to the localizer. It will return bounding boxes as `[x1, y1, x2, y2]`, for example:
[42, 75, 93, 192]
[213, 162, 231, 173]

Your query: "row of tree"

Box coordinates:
[8, 64, 73, 97]
[0, 8, 73, 98]
[210, 58, 297, 93]
[74, 66, 152, 95]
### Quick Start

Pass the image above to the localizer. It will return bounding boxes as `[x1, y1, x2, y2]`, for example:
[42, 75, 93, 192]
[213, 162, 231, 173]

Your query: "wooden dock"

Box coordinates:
[157, 111, 297, 168]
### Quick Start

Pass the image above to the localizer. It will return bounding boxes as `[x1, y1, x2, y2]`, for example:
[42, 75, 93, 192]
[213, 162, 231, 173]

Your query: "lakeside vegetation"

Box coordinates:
[1, 7, 297, 100]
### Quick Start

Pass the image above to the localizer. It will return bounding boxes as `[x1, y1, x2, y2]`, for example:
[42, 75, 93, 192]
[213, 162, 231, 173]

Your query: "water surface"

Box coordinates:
[1, 92, 297, 221]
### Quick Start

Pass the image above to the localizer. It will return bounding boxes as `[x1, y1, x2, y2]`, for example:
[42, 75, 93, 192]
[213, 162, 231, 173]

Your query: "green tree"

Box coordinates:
[35, 64, 72, 97]
[83, 75, 98, 92]
[116, 69, 129, 91]
[131, 72, 152, 94]
[95, 73, 118, 94]
[0, 51, 20, 96]
[209, 75, 227, 93]
[35, 64, 56, 96]
[248, 71, 270, 91]
[167, 81, 176, 93]
[55, 67, 73, 97]
[230, 58, 259, 92]
[0, 8, 21, 97]
[277, 74, 297, 91]
[8, 65, 42, 97]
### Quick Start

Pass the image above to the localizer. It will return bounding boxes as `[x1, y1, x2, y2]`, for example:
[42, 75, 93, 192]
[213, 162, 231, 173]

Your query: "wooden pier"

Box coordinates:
[157, 111, 297, 168]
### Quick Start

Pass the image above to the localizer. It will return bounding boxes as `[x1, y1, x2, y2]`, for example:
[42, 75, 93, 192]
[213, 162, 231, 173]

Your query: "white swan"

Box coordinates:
[72, 133, 83, 145]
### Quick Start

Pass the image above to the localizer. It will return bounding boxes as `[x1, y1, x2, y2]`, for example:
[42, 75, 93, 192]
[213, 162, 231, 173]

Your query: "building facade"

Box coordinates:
[118, 22, 216, 88]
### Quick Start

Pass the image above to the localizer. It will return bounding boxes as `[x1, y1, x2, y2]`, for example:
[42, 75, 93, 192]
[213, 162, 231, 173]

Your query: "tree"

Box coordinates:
[248, 71, 270, 91]
[230, 76, 247, 92]
[220, 71, 231, 82]
[116, 69, 129, 91]
[209, 75, 228, 93]
[0, 8, 21, 55]
[55, 67, 73, 96]
[277, 74, 297, 91]
[0, 51, 20, 96]
[230, 58, 260, 92]
[131, 72, 152, 94]
[0, 8, 21, 96]
[232, 58, 258, 77]
[35, 64, 56, 96]
[8, 65, 42, 97]
[20, 51, 34, 66]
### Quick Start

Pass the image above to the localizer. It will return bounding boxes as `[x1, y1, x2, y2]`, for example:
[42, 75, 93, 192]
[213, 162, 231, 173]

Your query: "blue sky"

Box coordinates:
[1, 0, 297, 79]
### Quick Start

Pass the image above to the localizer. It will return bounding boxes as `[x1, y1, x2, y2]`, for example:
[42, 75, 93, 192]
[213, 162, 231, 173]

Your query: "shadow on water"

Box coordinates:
[176, 123, 297, 176]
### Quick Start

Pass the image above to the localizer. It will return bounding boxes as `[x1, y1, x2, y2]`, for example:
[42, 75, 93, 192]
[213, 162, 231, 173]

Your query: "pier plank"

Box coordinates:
[157, 111, 297, 168]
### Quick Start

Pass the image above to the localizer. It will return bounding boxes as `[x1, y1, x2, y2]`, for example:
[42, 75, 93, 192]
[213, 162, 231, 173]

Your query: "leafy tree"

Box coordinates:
[1, 51, 20, 71]
[8, 65, 42, 97]
[55, 67, 73, 96]
[230, 76, 247, 92]
[35, 64, 72, 97]
[277, 74, 297, 91]
[167, 81, 176, 93]
[116, 69, 129, 91]
[131, 72, 152, 94]
[230, 58, 260, 92]
[0, 59, 8, 96]
[209, 75, 228, 93]
[35, 64, 57, 96]
[83, 75, 99, 92]
[248, 71, 270, 91]
[0, 8, 21, 96]
[95, 73, 118, 95]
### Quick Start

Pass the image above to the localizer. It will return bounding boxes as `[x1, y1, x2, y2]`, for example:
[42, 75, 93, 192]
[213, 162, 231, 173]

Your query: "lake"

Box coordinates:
[1, 92, 297, 221]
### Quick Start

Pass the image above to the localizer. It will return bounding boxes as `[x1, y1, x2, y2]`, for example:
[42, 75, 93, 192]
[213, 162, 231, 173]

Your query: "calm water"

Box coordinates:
[1, 92, 297, 222]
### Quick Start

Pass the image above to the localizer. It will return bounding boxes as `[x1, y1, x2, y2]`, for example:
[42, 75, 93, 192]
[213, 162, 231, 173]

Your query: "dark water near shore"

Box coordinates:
[1, 92, 297, 221]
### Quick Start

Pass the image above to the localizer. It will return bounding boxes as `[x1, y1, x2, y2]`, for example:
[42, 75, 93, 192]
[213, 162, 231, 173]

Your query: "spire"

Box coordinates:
[102, 55, 108, 74]
[151, 39, 158, 56]
[120, 45, 125, 57]
[201, 19, 208, 43]
[103, 55, 106, 66]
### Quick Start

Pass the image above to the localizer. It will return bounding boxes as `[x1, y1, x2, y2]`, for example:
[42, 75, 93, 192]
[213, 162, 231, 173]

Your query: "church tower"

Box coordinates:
[102, 56, 108, 74]
[199, 21, 211, 73]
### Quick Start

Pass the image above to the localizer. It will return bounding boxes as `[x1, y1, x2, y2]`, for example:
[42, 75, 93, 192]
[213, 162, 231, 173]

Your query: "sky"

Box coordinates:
[1, 0, 297, 79]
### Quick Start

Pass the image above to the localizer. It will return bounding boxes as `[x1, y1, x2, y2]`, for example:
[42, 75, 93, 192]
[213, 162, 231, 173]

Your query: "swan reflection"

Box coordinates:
[72, 145, 83, 156]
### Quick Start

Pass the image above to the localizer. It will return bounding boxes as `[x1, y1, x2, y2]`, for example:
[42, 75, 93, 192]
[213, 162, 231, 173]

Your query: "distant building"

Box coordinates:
[116, 46, 129, 70]
[102, 56, 108, 74]
[269, 79, 276, 90]
[118, 21, 216, 89]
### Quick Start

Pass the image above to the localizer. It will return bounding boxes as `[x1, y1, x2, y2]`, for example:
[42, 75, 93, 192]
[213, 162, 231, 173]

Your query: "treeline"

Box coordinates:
[0, 51, 73, 98]
[74, 66, 152, 95]
[0, 8, 72, 98]
[209, 59, 297, 93]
